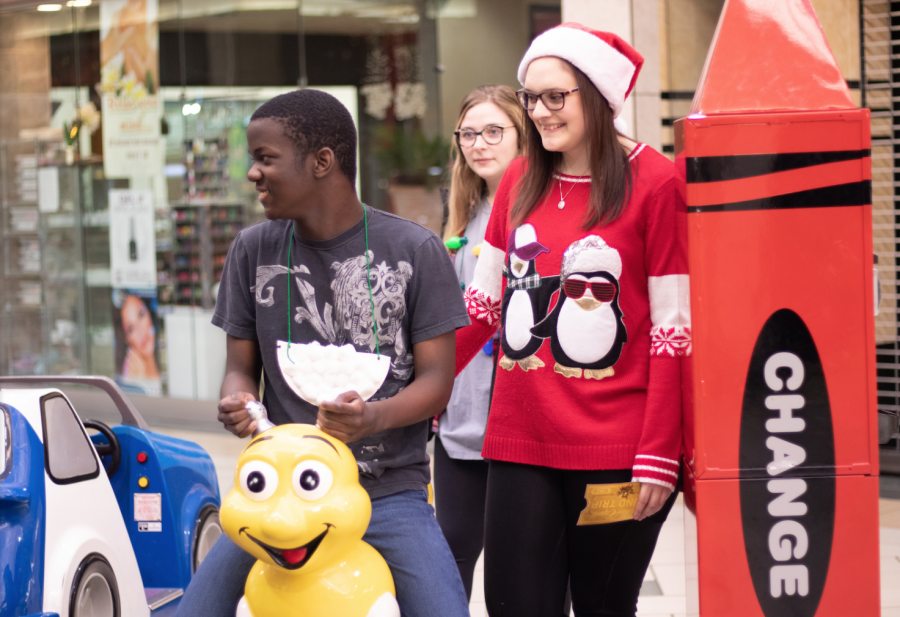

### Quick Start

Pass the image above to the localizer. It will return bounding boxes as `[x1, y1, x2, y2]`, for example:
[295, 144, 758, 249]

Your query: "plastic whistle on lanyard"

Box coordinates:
[221, 410, 399, 617]
[445, 236, 468, 251]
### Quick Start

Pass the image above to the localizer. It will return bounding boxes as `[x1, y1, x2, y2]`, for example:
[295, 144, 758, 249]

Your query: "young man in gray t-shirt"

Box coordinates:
[175, 89, 471, 617]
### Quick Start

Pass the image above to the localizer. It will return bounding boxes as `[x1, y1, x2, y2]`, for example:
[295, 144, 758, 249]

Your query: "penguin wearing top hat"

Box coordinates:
[499, 224, 560, 372]
[531, 235, 627, 380]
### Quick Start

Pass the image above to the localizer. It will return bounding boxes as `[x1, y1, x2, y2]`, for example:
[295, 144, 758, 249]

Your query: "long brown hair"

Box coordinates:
[444, 85, 526, 242]
[510, 60, 633, 230]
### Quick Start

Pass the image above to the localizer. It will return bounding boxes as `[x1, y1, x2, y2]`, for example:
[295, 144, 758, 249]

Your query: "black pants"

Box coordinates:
[483, 460, 678, 617]
[433, 435, 490, 600]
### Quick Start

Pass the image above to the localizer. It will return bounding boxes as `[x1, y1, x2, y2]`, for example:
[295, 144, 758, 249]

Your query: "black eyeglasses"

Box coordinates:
[516, 88, 580, 111]
[454, 125, 515, 148]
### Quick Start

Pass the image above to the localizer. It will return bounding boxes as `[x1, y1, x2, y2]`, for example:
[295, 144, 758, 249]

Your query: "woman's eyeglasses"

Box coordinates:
[516, 88, 580, 111]
[563, 279, 616, 302]
[454, 125, 515, 148]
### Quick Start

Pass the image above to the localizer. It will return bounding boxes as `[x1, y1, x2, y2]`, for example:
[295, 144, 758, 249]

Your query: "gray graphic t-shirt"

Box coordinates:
[212, 207, 469, 498]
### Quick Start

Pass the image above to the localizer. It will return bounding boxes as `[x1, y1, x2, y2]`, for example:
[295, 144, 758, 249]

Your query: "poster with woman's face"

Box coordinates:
[113, 288, 161, 396]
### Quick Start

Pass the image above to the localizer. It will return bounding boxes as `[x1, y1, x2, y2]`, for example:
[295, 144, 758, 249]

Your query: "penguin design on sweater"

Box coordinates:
[531, 236, 627, 380]
[499, 224, 560, 372]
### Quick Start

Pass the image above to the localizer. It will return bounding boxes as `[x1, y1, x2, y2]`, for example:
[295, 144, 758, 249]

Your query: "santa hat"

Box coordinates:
[507, 224, 549, 261]
[560, 235, 622, 280]
[517, 23, 644, 130]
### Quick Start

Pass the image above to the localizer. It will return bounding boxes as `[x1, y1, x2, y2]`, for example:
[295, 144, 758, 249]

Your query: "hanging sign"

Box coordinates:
[99, 0, 161, 179]
[109, 189, 156, 288]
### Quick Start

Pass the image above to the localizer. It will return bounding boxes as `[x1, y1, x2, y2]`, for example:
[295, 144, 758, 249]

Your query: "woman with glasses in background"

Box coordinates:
[434, 84, 525, 601]
[455, 24, 688, 617]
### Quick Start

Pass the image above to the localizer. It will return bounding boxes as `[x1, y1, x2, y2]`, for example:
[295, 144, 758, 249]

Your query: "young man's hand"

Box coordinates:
[314, 331, 456, 443]
[218, 392, 259, 438]
[316, 390, 383, 443]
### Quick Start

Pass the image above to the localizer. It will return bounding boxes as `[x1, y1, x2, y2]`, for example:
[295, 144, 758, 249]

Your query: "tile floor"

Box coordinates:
[157, 427, 900, 617]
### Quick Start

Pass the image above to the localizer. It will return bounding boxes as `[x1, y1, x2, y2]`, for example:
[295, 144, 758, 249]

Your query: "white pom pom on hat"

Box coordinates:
[517, 23, 644, 121]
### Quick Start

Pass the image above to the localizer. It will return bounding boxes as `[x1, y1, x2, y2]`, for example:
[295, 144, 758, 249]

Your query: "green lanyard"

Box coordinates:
[285, 204, 380, 363]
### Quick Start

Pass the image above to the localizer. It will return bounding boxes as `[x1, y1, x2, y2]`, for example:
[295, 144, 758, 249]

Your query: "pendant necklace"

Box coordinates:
[557, 171, 586, 210]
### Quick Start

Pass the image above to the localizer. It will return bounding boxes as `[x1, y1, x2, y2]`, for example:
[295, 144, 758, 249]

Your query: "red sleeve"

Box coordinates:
[631, 175, 689, 491]
[454, 158, 523, 375]
[455, 321, 497, 376]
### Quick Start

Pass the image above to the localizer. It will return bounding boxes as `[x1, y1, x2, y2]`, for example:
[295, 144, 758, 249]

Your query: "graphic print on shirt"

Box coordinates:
[499, 224, 560, 372]
[331, 254, 414, 379]
[531, 235, 627, 380]
[251, 252, 414, 383]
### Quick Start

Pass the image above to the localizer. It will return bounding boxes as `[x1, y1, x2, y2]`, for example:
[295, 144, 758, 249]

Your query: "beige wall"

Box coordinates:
[810, 0, 861, 105]
[439, 0, 557, 138]
[811, 0, 860, 80]
[663, 0, 723, 94]
[0, 12, 51, 140]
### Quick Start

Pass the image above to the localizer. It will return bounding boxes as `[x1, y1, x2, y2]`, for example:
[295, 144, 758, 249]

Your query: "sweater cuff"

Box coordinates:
[465, 287, 501, 327]
[631, 454, 679, 491]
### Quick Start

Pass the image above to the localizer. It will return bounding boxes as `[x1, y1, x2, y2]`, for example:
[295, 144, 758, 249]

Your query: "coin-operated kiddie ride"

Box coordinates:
[677, 1, 880, 615]
[220, 345, 400, 617]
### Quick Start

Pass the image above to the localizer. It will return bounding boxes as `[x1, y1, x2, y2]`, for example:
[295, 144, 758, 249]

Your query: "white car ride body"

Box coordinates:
[0, 387, 151, 617]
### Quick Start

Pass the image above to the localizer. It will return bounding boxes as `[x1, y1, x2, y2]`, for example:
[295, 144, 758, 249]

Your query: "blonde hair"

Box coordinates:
[444, 85, 526, 242]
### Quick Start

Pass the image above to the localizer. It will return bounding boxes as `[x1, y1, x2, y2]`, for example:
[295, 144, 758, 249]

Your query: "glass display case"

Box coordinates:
[1, 138, 89, 376]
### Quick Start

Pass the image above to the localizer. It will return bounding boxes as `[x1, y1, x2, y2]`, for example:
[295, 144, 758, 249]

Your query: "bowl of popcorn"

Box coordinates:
[276, 341, 391, 406]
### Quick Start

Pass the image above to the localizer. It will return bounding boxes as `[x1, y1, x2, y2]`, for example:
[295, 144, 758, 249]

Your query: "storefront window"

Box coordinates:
[0, 0, 558, 398]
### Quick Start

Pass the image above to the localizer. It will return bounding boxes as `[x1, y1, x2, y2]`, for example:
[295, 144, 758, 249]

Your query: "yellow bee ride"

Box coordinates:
[221, 423, 399, 617]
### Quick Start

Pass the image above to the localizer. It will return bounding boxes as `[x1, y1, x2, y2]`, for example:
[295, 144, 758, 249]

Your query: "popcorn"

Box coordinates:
[276, 341, 391, 407]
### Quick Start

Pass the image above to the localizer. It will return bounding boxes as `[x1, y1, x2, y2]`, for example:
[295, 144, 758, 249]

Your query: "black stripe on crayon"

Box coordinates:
[687, 149, 870, 183]
[687, 181, 871, 213]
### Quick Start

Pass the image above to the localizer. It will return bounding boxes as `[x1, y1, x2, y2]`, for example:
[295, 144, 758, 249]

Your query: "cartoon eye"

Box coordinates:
[239, 460, 279, 502]
[292, 460, 333, 501]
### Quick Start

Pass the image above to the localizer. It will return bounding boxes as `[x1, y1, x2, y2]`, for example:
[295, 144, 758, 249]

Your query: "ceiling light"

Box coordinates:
[37, 4, 62, 10]
[66, 0, 92, 6]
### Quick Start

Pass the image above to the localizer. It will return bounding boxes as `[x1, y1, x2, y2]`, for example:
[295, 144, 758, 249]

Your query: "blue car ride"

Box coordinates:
[0, 376, 222, 617]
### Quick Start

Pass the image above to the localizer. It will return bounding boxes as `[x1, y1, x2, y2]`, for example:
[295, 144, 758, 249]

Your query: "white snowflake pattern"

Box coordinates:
[650, 326, 692, 357]
[465, 287, 500, 327]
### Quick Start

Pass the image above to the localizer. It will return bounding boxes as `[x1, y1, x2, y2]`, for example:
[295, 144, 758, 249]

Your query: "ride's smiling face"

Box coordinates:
[458, 102, 519, 189]
[220, 425, 371, 573]
[522, 57, 586, 157]
[247, 118, 314, 221]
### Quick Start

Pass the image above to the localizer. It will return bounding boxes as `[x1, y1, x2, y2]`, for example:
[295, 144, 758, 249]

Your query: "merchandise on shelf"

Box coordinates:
[169, 203, 245, 308]
[184, 137, 230, 201]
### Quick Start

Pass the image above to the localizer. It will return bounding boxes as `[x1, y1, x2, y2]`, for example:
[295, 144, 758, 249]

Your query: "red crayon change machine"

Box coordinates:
[676, 1, 880, 615]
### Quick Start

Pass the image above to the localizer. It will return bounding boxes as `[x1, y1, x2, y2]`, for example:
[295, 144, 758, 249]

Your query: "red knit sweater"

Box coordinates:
[456, 145, 688, 490]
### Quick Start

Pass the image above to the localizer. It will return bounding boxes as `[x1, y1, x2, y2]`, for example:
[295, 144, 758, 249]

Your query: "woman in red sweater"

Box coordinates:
[456, 23, 689, 616]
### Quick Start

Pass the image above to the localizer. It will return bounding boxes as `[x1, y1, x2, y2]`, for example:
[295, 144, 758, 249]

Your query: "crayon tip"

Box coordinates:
[692, 0, 854, 116]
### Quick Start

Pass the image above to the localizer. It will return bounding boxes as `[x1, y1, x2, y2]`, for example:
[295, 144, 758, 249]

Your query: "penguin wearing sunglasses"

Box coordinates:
[531, 235, 627, 380]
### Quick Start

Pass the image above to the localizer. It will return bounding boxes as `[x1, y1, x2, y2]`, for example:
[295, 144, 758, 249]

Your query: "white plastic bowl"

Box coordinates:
[276, 341, 391, 406]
